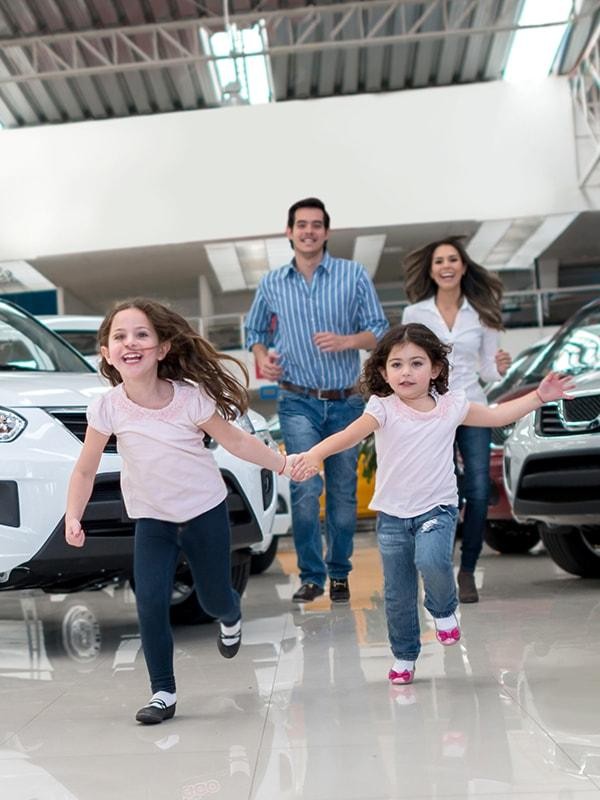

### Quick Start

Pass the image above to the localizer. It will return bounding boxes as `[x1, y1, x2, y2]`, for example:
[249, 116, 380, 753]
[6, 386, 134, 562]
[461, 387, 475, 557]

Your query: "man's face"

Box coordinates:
[286, 207, 328, 258]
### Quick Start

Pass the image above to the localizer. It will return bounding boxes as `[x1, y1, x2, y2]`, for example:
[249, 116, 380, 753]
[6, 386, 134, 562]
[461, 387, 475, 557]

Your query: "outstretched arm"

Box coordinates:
[202, 413, 296, 477]
[464, 372, 576, 428]
[65, 426, 110, 548]
[291, 413, 379, 480]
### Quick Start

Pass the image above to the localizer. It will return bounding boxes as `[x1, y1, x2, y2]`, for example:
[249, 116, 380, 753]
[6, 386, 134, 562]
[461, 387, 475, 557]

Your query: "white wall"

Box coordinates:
[0, 77, 588, 261]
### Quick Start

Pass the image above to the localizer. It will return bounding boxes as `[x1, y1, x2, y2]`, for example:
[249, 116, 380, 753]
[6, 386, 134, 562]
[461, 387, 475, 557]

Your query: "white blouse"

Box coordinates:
[402, 296, 501, 403]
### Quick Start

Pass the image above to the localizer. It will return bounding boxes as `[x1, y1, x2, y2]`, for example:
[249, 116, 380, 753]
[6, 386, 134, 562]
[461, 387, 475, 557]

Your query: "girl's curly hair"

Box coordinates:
[360, 323, 452, 397]
[98, 298, 249, 420]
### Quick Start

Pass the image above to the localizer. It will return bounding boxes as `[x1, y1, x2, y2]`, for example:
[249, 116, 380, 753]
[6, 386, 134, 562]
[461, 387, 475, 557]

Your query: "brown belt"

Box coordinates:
[279, 381, 356, 401]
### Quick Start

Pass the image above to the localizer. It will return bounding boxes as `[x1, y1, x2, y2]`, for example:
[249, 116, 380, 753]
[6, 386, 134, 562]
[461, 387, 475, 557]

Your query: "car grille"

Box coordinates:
[518, 453, 600, 503]
[537, 395, 600, 437]
[44, 408, 117, 453]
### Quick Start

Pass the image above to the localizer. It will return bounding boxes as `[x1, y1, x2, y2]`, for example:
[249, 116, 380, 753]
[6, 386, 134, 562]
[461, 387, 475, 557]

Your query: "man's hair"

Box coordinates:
[287, 197, 330, 230]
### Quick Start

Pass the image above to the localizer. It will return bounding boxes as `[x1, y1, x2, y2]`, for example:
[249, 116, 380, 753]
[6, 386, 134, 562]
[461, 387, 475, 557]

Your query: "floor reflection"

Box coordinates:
[1, 537, 600, 799]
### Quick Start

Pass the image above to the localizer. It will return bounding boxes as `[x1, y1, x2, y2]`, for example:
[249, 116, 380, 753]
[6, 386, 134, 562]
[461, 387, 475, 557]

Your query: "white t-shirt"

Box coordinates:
[365, 390, 469, 518]
[87, 380, 227, 523]
[402, 297, 501, 403]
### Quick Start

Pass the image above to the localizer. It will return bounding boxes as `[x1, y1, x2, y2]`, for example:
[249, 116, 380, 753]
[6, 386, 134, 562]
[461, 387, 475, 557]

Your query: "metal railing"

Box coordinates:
[199, 285, 599, 351]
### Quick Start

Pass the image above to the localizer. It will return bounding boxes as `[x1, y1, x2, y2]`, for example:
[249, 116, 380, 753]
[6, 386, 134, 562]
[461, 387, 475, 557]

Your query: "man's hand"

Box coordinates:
[313, 332, 349, 353]
[255, 350, 282, 381]
[536, 371, 576, 403]
[495, 348, 512, 376]
[65, 518, 86, 548]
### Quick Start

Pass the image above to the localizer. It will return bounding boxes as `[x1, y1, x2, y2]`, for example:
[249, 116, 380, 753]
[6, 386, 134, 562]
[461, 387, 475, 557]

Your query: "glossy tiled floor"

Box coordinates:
[2, 534, 600, 800]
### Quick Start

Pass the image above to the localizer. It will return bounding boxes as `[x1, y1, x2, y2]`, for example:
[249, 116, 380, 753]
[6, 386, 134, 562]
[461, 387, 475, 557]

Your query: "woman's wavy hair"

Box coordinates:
[360, 323, 452, 397]
[98, 298, 249, 419]
[403, 235, 504, 330]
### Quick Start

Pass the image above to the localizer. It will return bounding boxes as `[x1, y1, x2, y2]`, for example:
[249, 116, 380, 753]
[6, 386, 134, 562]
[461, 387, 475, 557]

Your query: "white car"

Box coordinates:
[503, 299, 600, 577]
[0, 299, 278, 622]
[38, 314, 104, 368]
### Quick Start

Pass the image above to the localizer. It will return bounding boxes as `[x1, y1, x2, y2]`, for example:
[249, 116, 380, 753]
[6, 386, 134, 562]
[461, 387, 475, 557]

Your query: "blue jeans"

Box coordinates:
[376, 506, 459, 661]
[133, 501, 240, 693]
[455, 425, 491, 573]
[278, 389, 365, 587]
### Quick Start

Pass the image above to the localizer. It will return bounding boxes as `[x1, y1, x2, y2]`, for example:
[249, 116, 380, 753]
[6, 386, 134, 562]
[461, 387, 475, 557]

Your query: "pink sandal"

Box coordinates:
[435, 626, 461, 646]
[388, 668, 415, 685]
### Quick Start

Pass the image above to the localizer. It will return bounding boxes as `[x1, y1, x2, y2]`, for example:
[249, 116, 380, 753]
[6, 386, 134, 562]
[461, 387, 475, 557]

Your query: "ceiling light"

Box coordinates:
[265, 237, 292, 270]
[205, 243, 246, 292]
[352, 234, 387, 277]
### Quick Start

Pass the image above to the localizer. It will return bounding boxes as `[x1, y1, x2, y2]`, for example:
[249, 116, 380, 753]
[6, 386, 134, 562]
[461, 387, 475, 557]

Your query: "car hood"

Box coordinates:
[570, 369, 600, 393]
[0, 373, 109, 408]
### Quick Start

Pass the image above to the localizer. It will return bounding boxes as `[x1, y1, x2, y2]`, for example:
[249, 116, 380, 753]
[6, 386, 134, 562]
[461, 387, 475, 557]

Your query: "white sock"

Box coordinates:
[392, 659, 415, 673]
[220, 619, 241, 636]
[149, 691, 176, 708]
[435, 614, 458, 632]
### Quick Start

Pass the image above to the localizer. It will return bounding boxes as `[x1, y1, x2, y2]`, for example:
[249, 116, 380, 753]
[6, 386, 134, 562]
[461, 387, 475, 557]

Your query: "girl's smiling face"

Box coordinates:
[101, 308, 170, 378]
[380, 342, 441, 404]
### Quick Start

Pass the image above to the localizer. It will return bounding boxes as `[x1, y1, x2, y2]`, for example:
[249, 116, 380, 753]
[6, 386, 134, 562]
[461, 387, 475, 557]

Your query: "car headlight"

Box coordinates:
[236, 413, 256, 435]
[0, 408, 27, 442]
[492, 423, 515, 446]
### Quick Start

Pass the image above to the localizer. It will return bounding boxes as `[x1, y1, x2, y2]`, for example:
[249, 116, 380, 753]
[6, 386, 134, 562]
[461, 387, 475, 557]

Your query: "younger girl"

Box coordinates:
[291, 324, 574, 685]
[65, 299, 296, 724]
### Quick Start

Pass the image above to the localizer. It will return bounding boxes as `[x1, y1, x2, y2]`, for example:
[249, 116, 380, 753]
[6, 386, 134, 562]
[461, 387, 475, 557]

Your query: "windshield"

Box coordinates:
[0, 302, 93, 373]
[520, 303, 600, 384]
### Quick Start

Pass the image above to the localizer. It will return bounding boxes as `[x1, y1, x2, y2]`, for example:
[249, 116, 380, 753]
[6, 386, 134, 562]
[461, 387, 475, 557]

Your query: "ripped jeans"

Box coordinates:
[376, 505, 459, 661]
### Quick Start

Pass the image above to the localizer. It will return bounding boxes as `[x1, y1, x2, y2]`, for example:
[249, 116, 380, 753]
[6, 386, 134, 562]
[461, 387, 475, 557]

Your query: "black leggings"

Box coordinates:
[133, 501, 240, 693]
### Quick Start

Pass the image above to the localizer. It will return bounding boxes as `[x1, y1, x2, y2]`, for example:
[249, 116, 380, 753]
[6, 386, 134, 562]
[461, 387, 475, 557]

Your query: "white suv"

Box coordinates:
[504, 300, 600, 577]
[0, 300, 277, 622]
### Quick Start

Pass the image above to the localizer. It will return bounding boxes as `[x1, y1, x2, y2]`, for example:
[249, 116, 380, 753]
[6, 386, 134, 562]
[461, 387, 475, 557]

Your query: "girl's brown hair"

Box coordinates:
[403, 235, 504, 330]
[98, 298, 249, 419]
[361, 323, 452, 397]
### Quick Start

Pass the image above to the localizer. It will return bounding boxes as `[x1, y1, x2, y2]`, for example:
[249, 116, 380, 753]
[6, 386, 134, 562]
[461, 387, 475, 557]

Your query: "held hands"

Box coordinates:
[536, 371, 576, 404]
[65, 518, 86, 548]
[495, 348, 512, 376]
[289, 450, 321, 482]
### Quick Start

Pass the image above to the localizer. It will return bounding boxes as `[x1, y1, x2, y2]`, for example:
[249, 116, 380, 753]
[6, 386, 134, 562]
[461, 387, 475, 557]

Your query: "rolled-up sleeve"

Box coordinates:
[245, 282, 273, 351]
[479, 325, 502, 383]
[356, 269, 389, 341]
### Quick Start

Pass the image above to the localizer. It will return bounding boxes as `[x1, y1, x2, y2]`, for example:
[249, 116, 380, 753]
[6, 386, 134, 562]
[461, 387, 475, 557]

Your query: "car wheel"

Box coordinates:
[250, 536, 279, 575]
[539, 524, 600, 577]
[484, 521, 540, 554]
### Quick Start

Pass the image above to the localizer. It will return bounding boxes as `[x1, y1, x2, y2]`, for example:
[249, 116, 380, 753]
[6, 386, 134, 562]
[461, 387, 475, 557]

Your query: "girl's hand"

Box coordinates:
[290, 452, 321, 482]
[536, 372, 576, 403]
[495, 348, 512, 376]
[281, 454, 298, 479]
[65, 518, 86, 548]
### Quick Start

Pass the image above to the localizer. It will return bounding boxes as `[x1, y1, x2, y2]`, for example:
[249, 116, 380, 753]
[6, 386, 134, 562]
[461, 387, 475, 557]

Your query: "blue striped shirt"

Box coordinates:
[245, 251, 388, 389]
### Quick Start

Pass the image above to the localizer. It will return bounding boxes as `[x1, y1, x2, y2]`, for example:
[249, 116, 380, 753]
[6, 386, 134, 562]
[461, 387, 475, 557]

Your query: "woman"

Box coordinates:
[402, 237, 511, 603]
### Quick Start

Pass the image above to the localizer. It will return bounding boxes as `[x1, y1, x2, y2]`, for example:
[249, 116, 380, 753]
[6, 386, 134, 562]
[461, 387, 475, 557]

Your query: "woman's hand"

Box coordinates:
[536, 372, 576, 403]
[290, 451, 321, 481]
[65, 518, 86, 548]
[495, 348, 512, 376]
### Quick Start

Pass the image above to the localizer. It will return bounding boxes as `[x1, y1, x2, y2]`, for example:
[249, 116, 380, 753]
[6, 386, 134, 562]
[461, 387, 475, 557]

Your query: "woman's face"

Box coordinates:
[429, 244, 466, 292]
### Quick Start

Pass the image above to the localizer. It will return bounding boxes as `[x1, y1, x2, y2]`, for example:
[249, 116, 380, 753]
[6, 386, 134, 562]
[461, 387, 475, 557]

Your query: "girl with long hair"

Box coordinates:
[402, 237, 511, 603]
[65, 299, 296, 724]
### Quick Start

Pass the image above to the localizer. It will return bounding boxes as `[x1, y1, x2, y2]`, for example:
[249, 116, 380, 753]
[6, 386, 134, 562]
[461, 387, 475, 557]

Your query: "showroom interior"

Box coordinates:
[1, 1, 600, 798]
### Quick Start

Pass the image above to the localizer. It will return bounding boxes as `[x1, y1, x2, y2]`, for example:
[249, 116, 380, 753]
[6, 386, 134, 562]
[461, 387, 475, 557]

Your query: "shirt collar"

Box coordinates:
[420, 295, 473, 313]
[284, 249, 332, 277]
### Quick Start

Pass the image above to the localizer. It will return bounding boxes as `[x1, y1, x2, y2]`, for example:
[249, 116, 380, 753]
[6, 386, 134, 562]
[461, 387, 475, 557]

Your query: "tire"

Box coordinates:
[484, 521, 540, 554]
[539, 525, 600, 577]
[250, 536, 279, 575]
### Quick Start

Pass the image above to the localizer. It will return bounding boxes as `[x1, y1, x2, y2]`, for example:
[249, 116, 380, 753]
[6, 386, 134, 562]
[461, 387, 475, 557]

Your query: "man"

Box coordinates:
[245, 198, 388, 603]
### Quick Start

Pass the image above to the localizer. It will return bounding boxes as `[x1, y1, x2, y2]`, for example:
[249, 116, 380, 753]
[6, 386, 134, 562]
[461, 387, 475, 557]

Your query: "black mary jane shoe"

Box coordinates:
[217, 621, 242, 659]
[135, 700, 176, 725]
